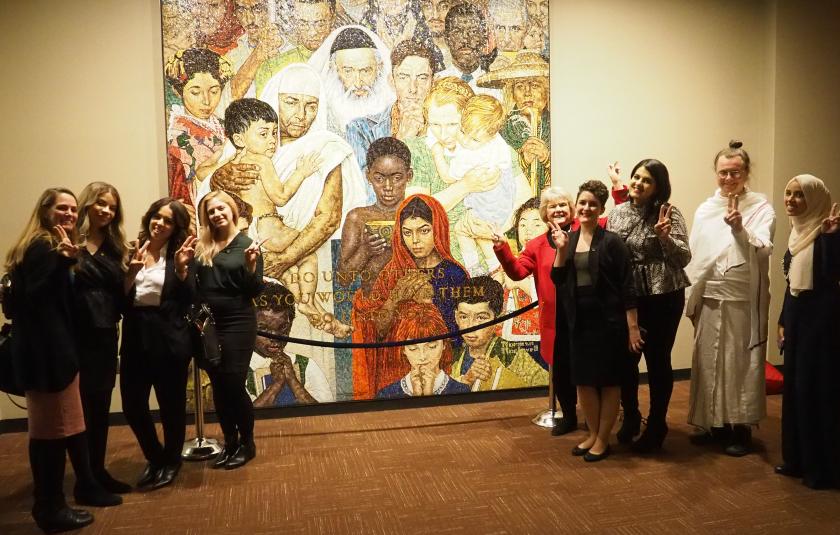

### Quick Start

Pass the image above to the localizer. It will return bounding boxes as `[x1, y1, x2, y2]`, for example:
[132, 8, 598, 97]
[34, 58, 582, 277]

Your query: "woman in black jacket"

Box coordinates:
[74, 182, 131, 493]
[121, 198, 196, 491]
[6, 188, 120, 533]
[193, 191, 264, 470]
[551, 181, 640, 462]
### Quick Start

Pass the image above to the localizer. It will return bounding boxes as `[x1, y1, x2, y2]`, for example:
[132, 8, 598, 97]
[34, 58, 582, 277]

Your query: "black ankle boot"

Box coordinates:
[616, 410, 642, 444]
[34, 506, 94, 534]
[66, 433, 121, 507]
[224, 439, 256, 470]
[30, 438, 95, 533]
[631, 423, 668, 453]
[724, 424, 752, 457]
[211, 436, 239, 469]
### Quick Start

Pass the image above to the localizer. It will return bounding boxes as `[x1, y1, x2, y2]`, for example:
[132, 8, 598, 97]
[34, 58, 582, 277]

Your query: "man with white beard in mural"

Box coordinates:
[309, 26, 396, 137]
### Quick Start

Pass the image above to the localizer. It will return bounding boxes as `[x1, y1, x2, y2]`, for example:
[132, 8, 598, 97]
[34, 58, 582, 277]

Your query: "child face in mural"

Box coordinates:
[182, 72, 223, 120]
[87, 192, 118, 231]
[458, 126, 494, 151]
[455, 301, 496, 352]
[427, 102, 462, 151]
[334, 48, 380, 98]
[277, 93, 319, 139]
[293, 0, 335, 52]
[404, 340, 443, 375]
[234, 119, 278, 157]
[401, 216, 437, 265]
[368, 155, 412, 209]
[517, 207, 546, 247]
[512, 78, 548, 115]
[255, 307, 293, 357]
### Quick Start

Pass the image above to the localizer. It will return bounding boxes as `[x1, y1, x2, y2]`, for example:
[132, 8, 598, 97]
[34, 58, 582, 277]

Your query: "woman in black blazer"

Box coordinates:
[121, 198, 196, 490]
[551, 181, 641, 462]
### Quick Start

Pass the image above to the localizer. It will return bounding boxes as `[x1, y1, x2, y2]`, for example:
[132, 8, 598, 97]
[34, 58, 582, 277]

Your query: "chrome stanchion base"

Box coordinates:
[182, 437, 222, 461]
[532, 408, 563, 428]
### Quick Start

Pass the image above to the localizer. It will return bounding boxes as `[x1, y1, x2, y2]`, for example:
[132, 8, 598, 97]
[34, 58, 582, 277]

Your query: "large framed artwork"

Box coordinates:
[160, 0, 552, 407]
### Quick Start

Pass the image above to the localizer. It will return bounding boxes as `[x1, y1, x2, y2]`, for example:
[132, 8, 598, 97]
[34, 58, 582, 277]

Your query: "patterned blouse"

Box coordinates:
[607, 202, 691, 296]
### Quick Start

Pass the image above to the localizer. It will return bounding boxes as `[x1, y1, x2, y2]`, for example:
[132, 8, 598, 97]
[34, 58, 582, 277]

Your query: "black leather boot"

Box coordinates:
[631, 422, 668, 453]
[211, 435, 239, 469]
[30, 438, 94, 533]
[616, 410, 642, 444]
[65, 433, 122, 507]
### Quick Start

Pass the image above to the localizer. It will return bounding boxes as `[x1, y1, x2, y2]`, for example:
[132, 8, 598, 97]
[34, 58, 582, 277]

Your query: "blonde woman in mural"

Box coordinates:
[430, 93, 529, 275]
[165, 47, 232, 209]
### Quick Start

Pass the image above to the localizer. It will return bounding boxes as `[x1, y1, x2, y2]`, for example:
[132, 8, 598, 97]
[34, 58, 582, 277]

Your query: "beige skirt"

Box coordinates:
[26, 373, 86, 439]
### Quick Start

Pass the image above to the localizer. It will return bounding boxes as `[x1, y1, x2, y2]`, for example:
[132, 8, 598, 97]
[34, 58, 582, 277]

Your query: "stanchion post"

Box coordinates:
[182, 359, 222, 460]
[532, 361, 562, 428]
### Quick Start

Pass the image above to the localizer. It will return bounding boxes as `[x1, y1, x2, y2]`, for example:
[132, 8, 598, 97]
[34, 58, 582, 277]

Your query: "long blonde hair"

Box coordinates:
[5, 188, 78, 272]
[76, 182, 129, 267]
[195, 190, 240, 266]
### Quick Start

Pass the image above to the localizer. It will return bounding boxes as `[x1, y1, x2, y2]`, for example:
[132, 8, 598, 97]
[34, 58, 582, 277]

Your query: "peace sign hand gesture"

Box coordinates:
[175, 236, 197, 276]
[654, 204, 673, 239]
[547, 220, 568, 251]
[724, 193, 743, 232]
[53, 225, 79, 258]
[822, 203, 840, 234]
[244, 238, 267, 273]
[128, 241, 149, 276]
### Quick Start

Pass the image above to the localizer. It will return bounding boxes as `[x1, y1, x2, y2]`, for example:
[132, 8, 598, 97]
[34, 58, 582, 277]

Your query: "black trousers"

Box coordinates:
[552, 317, 577, 418]
[621, 289, 684, 426]
[120, 352, 189, 467]
[208, 368, 254, 442]
[78, 327, 118, 476]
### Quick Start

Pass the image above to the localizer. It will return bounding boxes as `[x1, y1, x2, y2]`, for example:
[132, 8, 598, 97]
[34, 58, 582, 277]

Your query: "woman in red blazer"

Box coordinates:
[493, 183, 628, 435]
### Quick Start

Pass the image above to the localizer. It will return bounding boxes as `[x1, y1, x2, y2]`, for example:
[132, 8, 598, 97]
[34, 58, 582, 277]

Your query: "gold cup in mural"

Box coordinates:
[161, 0, 551, 407]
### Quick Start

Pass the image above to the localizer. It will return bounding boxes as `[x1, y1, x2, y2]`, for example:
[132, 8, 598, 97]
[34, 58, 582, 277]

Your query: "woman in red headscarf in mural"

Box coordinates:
[352, 194, 469, 399]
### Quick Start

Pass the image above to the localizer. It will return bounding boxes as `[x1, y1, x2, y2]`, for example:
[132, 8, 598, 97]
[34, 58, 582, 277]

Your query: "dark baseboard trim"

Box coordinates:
[1, 369, 694, 435]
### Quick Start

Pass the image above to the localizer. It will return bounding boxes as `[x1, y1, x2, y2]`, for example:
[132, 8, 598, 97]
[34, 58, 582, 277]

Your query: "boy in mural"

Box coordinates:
[220, 98, 332, 328]
[431, 94, 516, 275]
[338, 137, 413, 292]
[451, 276, 548, 389]
[251, 281, 334, 406]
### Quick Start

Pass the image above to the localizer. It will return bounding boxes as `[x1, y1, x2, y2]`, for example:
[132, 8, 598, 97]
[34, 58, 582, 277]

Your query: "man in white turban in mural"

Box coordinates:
[205, 63, 367, 335]
[308, 26, 396, 137]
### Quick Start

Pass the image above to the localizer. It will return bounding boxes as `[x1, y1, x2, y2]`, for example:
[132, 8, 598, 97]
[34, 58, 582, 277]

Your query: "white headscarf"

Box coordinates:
[787, 174, 831, 296]
[258, 62, 327, 133]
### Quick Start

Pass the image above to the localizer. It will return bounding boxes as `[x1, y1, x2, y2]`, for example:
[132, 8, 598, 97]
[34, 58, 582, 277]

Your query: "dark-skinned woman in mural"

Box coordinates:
[352, 193, 469, 399]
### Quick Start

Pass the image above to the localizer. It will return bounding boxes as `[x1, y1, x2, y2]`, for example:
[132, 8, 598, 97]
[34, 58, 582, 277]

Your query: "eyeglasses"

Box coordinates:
[717, 169, 743, 179]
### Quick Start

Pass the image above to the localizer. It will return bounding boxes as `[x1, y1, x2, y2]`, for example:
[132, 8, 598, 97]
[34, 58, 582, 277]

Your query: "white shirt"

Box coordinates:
[133, 255, 166, 306]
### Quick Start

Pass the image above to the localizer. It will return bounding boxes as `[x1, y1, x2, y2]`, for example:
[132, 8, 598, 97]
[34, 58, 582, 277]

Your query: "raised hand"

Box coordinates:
[654, 204, 673, 239]
[53, 225, 79, 258]
[490, 225, 505, 247]
[607, 161, 622, 187]
[821, 202, 840, 234]
[244, 238, 267, 273]
[175, 236, 196, 275]
[547, 220, 568, 250]
[128, 241, 149, 273]
[294, 151, 324, 179]
[724, 193, 743, 232]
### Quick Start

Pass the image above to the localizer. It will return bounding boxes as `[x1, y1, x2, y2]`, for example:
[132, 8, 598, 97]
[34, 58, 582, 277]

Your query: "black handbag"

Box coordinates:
[187, 303, 222, 370]
[0, 273, 23, 396]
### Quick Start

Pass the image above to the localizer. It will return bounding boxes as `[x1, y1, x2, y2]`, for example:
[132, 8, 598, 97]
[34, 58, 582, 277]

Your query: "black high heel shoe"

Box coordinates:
[584, 445, 611, 462]
[631, 424, 668, 453]
[616, 411, 642, 444]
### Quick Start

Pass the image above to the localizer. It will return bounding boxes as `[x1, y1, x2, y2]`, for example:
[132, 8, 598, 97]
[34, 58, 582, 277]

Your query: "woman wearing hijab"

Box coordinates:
[775, 175, 840, 489]
[684, 141, 776, 457]
[352, 193, 469, 398]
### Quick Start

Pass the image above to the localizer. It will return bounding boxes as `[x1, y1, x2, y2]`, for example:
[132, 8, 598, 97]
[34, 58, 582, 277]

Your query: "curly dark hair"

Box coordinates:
[137, 197, 190, 259]
[576, 180, 609, 208]
[630, 159, 671, 221]
[367, 136, 412, 171]
[166, 47, 230, 96]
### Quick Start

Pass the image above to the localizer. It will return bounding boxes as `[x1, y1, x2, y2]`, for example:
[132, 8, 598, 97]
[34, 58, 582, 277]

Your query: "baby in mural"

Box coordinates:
[430, 94, 515, 275]
[220, 98, 347, 336]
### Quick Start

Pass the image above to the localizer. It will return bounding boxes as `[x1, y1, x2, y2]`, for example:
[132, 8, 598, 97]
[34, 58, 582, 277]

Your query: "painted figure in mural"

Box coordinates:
[478, 51, 550, 194]
[254, 0, 338, 95]
[488, 0, 528, 70]
[339, 137, 413, 292]
[192, 0, 244, 55]
[162, 2, 198, 108]
[309, 26, 396, 137]
[523, 0, 549, 53]
[220, 0, 285, 108]
[419, 0, 454, 66]
[165, 48, 232, 210]
[251, 281, 334, 406]
[375, 302, 470, 398]
[352, 193, 469, 398]
[346, 39, 436, 173]
[436, 3, 501, 100]
[360, 0, 434, 52]
[336, 0, 368, 25]
[450, 276, 548, 390]
[431, 94, 521, 275]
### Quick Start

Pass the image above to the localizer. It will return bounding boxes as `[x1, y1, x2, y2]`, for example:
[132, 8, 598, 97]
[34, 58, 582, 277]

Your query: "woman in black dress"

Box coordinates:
[551, 181, 640, 462]
[6, 188, 120, 533]
[121, 198, 196, 490]
[193, 191, 264, 470]
[776, 174, 840, 489]
[74, 182, 131, 493]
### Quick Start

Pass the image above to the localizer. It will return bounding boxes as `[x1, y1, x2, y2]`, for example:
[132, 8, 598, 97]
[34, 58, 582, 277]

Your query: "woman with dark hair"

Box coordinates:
[193, 191, 264, 470]
[685, 141, 775, 457]
[165, 47, 233, 208]
[776, 175, 840, 489]
[352, 193, 469, 398]
[552, 180, 640, 462]
[74, 182, 131, 493]
[6, 188, 120, 533]
[606, 160, 691, 452]
[121, 197, 196, 490]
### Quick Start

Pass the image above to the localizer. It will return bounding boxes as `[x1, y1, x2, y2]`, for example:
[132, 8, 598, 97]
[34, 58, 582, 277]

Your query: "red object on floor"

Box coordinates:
[766, 361, 784, 394]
